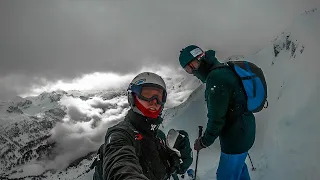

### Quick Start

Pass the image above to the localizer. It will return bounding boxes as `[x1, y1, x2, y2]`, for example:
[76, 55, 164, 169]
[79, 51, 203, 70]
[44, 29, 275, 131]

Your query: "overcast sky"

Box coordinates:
[0, 0, 319, 100]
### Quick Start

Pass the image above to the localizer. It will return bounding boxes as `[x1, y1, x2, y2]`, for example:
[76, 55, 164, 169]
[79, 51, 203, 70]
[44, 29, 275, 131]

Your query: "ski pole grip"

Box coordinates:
[198, 126, 203, 138]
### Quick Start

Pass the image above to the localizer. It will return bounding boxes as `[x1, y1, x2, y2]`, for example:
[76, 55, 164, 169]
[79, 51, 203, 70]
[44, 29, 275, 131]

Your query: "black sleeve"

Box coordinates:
[102, 131, 149, 180]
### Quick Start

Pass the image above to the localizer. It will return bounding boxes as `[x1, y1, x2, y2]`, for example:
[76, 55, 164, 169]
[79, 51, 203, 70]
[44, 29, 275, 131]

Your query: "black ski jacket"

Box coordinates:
[102, 109, 181, 180]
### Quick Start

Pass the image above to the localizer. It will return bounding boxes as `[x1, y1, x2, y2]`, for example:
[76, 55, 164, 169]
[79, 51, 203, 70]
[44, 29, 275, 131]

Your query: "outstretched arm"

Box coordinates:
[103, 131, 149, 180]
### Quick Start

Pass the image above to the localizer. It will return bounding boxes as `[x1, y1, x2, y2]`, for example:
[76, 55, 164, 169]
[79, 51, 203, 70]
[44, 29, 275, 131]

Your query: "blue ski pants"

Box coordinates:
[216, 151, 250, 180]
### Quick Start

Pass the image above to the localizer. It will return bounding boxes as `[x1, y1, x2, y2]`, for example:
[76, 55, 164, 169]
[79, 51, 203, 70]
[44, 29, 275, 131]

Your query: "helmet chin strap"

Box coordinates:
[134, 96, 162, 119]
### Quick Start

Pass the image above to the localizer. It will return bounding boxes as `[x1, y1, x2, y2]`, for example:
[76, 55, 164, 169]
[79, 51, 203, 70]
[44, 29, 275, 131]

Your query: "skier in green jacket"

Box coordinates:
[179, 45, 256, 180]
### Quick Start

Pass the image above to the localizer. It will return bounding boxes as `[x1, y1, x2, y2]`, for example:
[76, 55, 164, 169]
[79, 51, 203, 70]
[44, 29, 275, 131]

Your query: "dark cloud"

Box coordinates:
[0, 74, 47, 100]
[0, 0, 319, 100]
[0, 86, 17, 101]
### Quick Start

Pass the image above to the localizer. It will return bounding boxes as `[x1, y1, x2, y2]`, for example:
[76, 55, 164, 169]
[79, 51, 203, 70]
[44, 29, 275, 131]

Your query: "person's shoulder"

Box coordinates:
[105, 120, 135, 143]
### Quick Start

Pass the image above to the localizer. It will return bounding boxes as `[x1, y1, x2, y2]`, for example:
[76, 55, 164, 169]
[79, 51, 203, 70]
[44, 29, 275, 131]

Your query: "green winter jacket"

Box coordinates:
[201, 50, 256, 154]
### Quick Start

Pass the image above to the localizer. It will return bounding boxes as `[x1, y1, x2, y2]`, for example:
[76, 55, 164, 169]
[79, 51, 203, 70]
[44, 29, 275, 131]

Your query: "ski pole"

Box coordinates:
[194, 126, 203, 180]
[248, 153, 256, 171]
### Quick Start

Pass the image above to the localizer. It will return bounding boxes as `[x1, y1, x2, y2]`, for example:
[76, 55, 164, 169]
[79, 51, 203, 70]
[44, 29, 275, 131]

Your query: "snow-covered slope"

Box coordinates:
[244, 8, 320, 180]
[1, 7, 319, 180]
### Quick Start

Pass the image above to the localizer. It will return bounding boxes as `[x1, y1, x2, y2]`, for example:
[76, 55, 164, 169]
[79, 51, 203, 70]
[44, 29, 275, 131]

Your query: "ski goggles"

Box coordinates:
[129, 83, 167, 105]
[183, 52, 205, 74]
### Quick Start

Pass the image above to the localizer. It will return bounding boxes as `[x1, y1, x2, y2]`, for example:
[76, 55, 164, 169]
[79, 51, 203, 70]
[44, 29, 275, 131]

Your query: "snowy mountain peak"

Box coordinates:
[37, 91, 67, 102]
[272, 31, 304, 60]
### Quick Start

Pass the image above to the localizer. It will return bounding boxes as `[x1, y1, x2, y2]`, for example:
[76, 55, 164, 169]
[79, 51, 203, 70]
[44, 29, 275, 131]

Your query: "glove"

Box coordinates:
[166, 129, 192, 175]
[166, 129, 193, 175]
[168, 153, 181, 174]
[166, 129, 182, 157]
[194, 137, 206, 151]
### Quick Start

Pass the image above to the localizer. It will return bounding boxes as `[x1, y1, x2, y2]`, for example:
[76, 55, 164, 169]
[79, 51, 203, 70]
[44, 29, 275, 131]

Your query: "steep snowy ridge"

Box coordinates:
[162, 84, 204, 126]
[245, 8, 320, 180]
